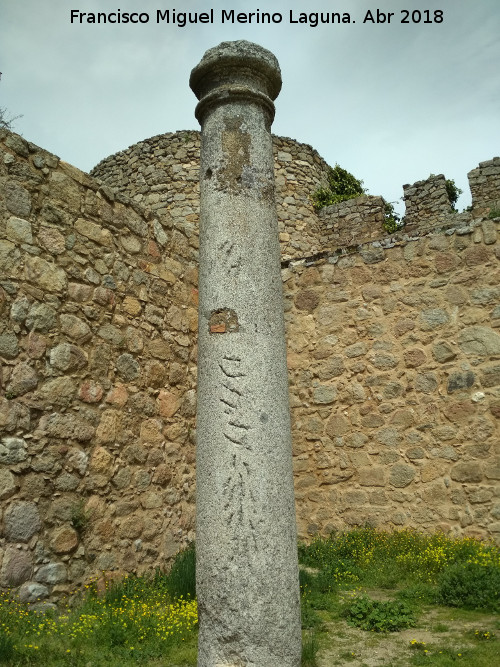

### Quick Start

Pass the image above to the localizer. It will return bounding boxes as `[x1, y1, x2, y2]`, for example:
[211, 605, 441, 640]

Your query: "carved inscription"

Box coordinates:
[219, 354, 258, 551]
[219, 355, 250, 448]
[219, 239, 242, 277]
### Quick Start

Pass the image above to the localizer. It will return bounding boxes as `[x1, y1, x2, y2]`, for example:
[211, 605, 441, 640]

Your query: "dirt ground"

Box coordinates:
[315, 592, 498, 667]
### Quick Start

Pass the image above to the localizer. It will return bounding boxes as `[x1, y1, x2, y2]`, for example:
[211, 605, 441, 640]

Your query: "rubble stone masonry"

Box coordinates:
[1, 127, 499, 603]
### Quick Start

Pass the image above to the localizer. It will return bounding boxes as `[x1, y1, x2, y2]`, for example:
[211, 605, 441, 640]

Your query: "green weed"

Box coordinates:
[437, 562, 500, 612]
[164, 541, 196, 600]
[344, 595, 416, 632]
[301, 629, 319, 666]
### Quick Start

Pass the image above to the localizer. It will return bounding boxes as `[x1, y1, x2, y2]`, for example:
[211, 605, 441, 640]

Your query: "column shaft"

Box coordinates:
[191, 41, 301, 667]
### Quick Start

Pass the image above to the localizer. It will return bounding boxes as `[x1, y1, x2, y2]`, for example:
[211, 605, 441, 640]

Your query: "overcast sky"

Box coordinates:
[1, 0, 499, 213]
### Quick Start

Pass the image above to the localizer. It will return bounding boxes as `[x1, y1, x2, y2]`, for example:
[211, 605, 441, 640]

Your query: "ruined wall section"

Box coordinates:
[91, 131, 332, 262]
[402, 174, 454, 233]
[468, 157, 500, 218]
[0, 130, 198, 604]
[91, 134, 500, 264]
[317, 195, 387, 249]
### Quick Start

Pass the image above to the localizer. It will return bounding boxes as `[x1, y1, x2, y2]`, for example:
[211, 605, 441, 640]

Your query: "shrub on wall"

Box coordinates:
[311, 164, 365, 210]
[311, 164, 403, 232]
[445, 178, 463, 210]
[383, 201, 402, 233]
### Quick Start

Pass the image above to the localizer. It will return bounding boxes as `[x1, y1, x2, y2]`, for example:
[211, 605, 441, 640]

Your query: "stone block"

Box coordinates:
[450, 462, 483, 483]
[4, 181, 31, 216]
[458, 326, 500, 357]
[312, 385, 337, 404]
[49, 526, 78, 554]
[0, 437, 28, 464]
[0, 469, 18, 500]
[24, 256, 66, 292]
[60, 314, 91, 341]
[18, 582, 49, 603]
[33, 377, 76, 407]
[157, 390, 181, 418]
[432, 340, 456, 363]
[420, 308, 449, 330]
[49, 342, 88, 371]
[447, 371, 475, 394]
[0, 240, 22, 277]
[75, 217, 113, 246]
[78, 380, 103, 403]
[42, 413, 95, 442]
[4, 501, 41, 542]
[480, 364, 500, 388]
[38, 226, 66, 254]
[0, 332, 19, 359]
[6, 216, 33, 244]
[35, 563, 67, 585]
[1, 548, 33, 587]
[358, 466, 385, 487]
[389, 464, 416, 488]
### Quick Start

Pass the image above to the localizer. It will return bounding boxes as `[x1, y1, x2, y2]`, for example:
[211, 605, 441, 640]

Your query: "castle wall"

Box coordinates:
[284, 219, 500, 540]
[0, 130, 198, 603]
[90, 130, 332, 262]
[317, 195, 387, 249]
[1, 128, 499, 604]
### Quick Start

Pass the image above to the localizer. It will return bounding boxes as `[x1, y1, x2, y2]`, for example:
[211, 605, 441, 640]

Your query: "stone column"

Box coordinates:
[190, 41, 301, 667]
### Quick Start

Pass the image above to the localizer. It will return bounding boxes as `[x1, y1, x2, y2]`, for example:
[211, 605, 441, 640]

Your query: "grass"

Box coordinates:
[0, 529, 499, 666]
[298, 527, 500, 666]
[0, 551, 198, 666]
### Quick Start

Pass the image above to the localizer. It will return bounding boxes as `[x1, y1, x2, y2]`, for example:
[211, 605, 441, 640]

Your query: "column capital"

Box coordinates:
[189, 40, 282, 125]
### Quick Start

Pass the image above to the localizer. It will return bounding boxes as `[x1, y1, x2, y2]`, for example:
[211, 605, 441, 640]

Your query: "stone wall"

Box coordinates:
[1, 127, 499, 604]
[284, 218, 500, 540]
[403, 174, 454, 234]
[318, 195, 387, 250]
[91, 131, 332, 262]
[0, 130, 198, 604]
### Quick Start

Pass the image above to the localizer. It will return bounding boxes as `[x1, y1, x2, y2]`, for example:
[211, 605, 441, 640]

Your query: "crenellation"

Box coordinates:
[318, 195, 386, 248]
[403, 173, 455, 233]
[468, 156, 500, 217]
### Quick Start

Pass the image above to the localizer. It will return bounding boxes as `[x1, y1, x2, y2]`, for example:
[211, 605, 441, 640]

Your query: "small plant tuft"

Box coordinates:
[165, 542, 196, 600]
[344, 595, 416, 632]
[70, 499, 92, 535]
[409, 639, 428, 651]
[311, 164, 365, 210]
[301, 629, 319, 666]
[472, 628, 495, 641]
[0, 632, 15, 663]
